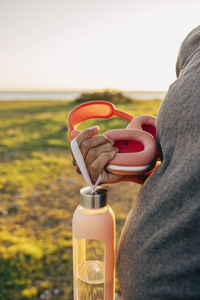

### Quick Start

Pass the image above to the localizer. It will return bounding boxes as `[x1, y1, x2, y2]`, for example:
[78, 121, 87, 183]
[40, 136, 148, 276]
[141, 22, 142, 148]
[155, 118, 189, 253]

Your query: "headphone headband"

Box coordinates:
[68, 100, 133, 141]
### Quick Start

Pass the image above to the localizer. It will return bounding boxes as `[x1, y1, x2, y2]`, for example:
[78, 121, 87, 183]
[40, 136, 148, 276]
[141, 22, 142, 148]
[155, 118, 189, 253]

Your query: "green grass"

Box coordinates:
[0, 98, 161, 299]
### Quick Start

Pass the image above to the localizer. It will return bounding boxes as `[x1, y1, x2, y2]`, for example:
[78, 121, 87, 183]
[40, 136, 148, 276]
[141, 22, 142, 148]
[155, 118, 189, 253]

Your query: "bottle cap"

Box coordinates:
[80, 186, 108, 209]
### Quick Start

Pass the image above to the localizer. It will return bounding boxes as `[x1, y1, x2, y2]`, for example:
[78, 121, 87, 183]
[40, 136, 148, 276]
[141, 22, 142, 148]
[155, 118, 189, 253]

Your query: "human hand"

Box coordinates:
[70, 126, 125, 184]
[70, 126, 156, 185]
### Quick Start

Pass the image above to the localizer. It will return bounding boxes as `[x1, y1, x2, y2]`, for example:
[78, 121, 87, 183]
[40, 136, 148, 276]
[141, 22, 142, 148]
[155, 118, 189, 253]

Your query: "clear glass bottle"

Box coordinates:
[73, 186, 115, 300]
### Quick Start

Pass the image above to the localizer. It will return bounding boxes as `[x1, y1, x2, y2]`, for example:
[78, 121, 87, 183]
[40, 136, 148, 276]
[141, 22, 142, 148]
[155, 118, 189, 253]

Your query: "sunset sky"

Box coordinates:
[0, 0, 200, 91]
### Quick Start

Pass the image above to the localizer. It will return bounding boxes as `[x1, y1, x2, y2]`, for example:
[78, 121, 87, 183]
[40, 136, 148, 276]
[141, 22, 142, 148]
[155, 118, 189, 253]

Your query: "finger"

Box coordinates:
[76, 165, 81, 174]
[90, 151, 117, 183]
[100, 169, 124, 184]
[71, 130, 81, 138]
[80, 136, 114, 159]
[76, 126, 99, 146]
[85, 144, 118, 166]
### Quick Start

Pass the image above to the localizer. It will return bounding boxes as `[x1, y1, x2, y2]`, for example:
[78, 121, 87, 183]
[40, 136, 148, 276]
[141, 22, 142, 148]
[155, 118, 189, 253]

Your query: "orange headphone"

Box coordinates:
[68, 101, 157, 175]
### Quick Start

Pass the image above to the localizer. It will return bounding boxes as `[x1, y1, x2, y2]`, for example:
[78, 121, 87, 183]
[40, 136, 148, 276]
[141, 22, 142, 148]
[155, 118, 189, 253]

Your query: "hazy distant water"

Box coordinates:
[0, 91, 166, 101]
[0, 91, 81, 101]
[123, 91, 166, 100]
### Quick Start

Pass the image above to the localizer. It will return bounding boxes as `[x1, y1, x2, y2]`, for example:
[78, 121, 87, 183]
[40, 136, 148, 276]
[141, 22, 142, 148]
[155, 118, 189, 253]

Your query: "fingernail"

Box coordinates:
[109, 139, 114, 145]
[114, 147, 119, 152]
[110, 151, 115, 155]
[91, 126, 99, 133]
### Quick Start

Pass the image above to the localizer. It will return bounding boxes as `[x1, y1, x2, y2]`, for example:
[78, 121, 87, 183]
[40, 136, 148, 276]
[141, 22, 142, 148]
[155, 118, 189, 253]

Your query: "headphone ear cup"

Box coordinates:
[103, 128, 156, 168]
[126, 118, 133, 129]
[129, 114, 156, 139]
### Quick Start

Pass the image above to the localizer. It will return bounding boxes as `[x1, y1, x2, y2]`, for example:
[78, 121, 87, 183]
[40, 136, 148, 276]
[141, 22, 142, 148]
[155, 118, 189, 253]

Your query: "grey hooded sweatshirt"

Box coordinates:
[117, 26, 200, 299]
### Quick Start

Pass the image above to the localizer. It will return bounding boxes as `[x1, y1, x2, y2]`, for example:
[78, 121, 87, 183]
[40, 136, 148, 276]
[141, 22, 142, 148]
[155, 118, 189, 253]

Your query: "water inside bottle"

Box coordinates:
[77, 260, 104, 299]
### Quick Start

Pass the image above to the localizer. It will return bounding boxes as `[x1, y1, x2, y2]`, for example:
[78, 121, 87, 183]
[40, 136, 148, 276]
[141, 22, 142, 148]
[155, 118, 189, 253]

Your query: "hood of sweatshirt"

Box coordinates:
[176, 25, 200, 76]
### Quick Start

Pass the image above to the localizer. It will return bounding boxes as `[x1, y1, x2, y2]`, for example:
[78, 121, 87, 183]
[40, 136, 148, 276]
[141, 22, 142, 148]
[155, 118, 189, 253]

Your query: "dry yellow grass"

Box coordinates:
[0, 98, 161, 299]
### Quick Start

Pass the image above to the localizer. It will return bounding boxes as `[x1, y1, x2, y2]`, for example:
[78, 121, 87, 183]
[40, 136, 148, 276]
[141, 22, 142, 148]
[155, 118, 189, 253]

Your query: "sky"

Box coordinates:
[0, 0, 200, 91]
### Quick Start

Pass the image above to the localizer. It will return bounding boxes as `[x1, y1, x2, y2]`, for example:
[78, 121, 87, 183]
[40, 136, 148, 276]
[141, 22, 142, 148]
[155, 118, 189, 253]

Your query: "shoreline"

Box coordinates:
[0, 90, 166, 101]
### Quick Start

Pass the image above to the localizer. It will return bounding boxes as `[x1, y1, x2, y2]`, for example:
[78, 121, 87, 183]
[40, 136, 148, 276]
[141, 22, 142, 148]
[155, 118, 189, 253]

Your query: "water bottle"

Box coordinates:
[73, 186, 115, 300]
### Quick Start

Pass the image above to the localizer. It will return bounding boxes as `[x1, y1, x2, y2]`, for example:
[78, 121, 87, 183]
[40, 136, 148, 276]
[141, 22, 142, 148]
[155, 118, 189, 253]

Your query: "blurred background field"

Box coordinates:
[1, 0, 200, 298]
[0, 92, 161, 299]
